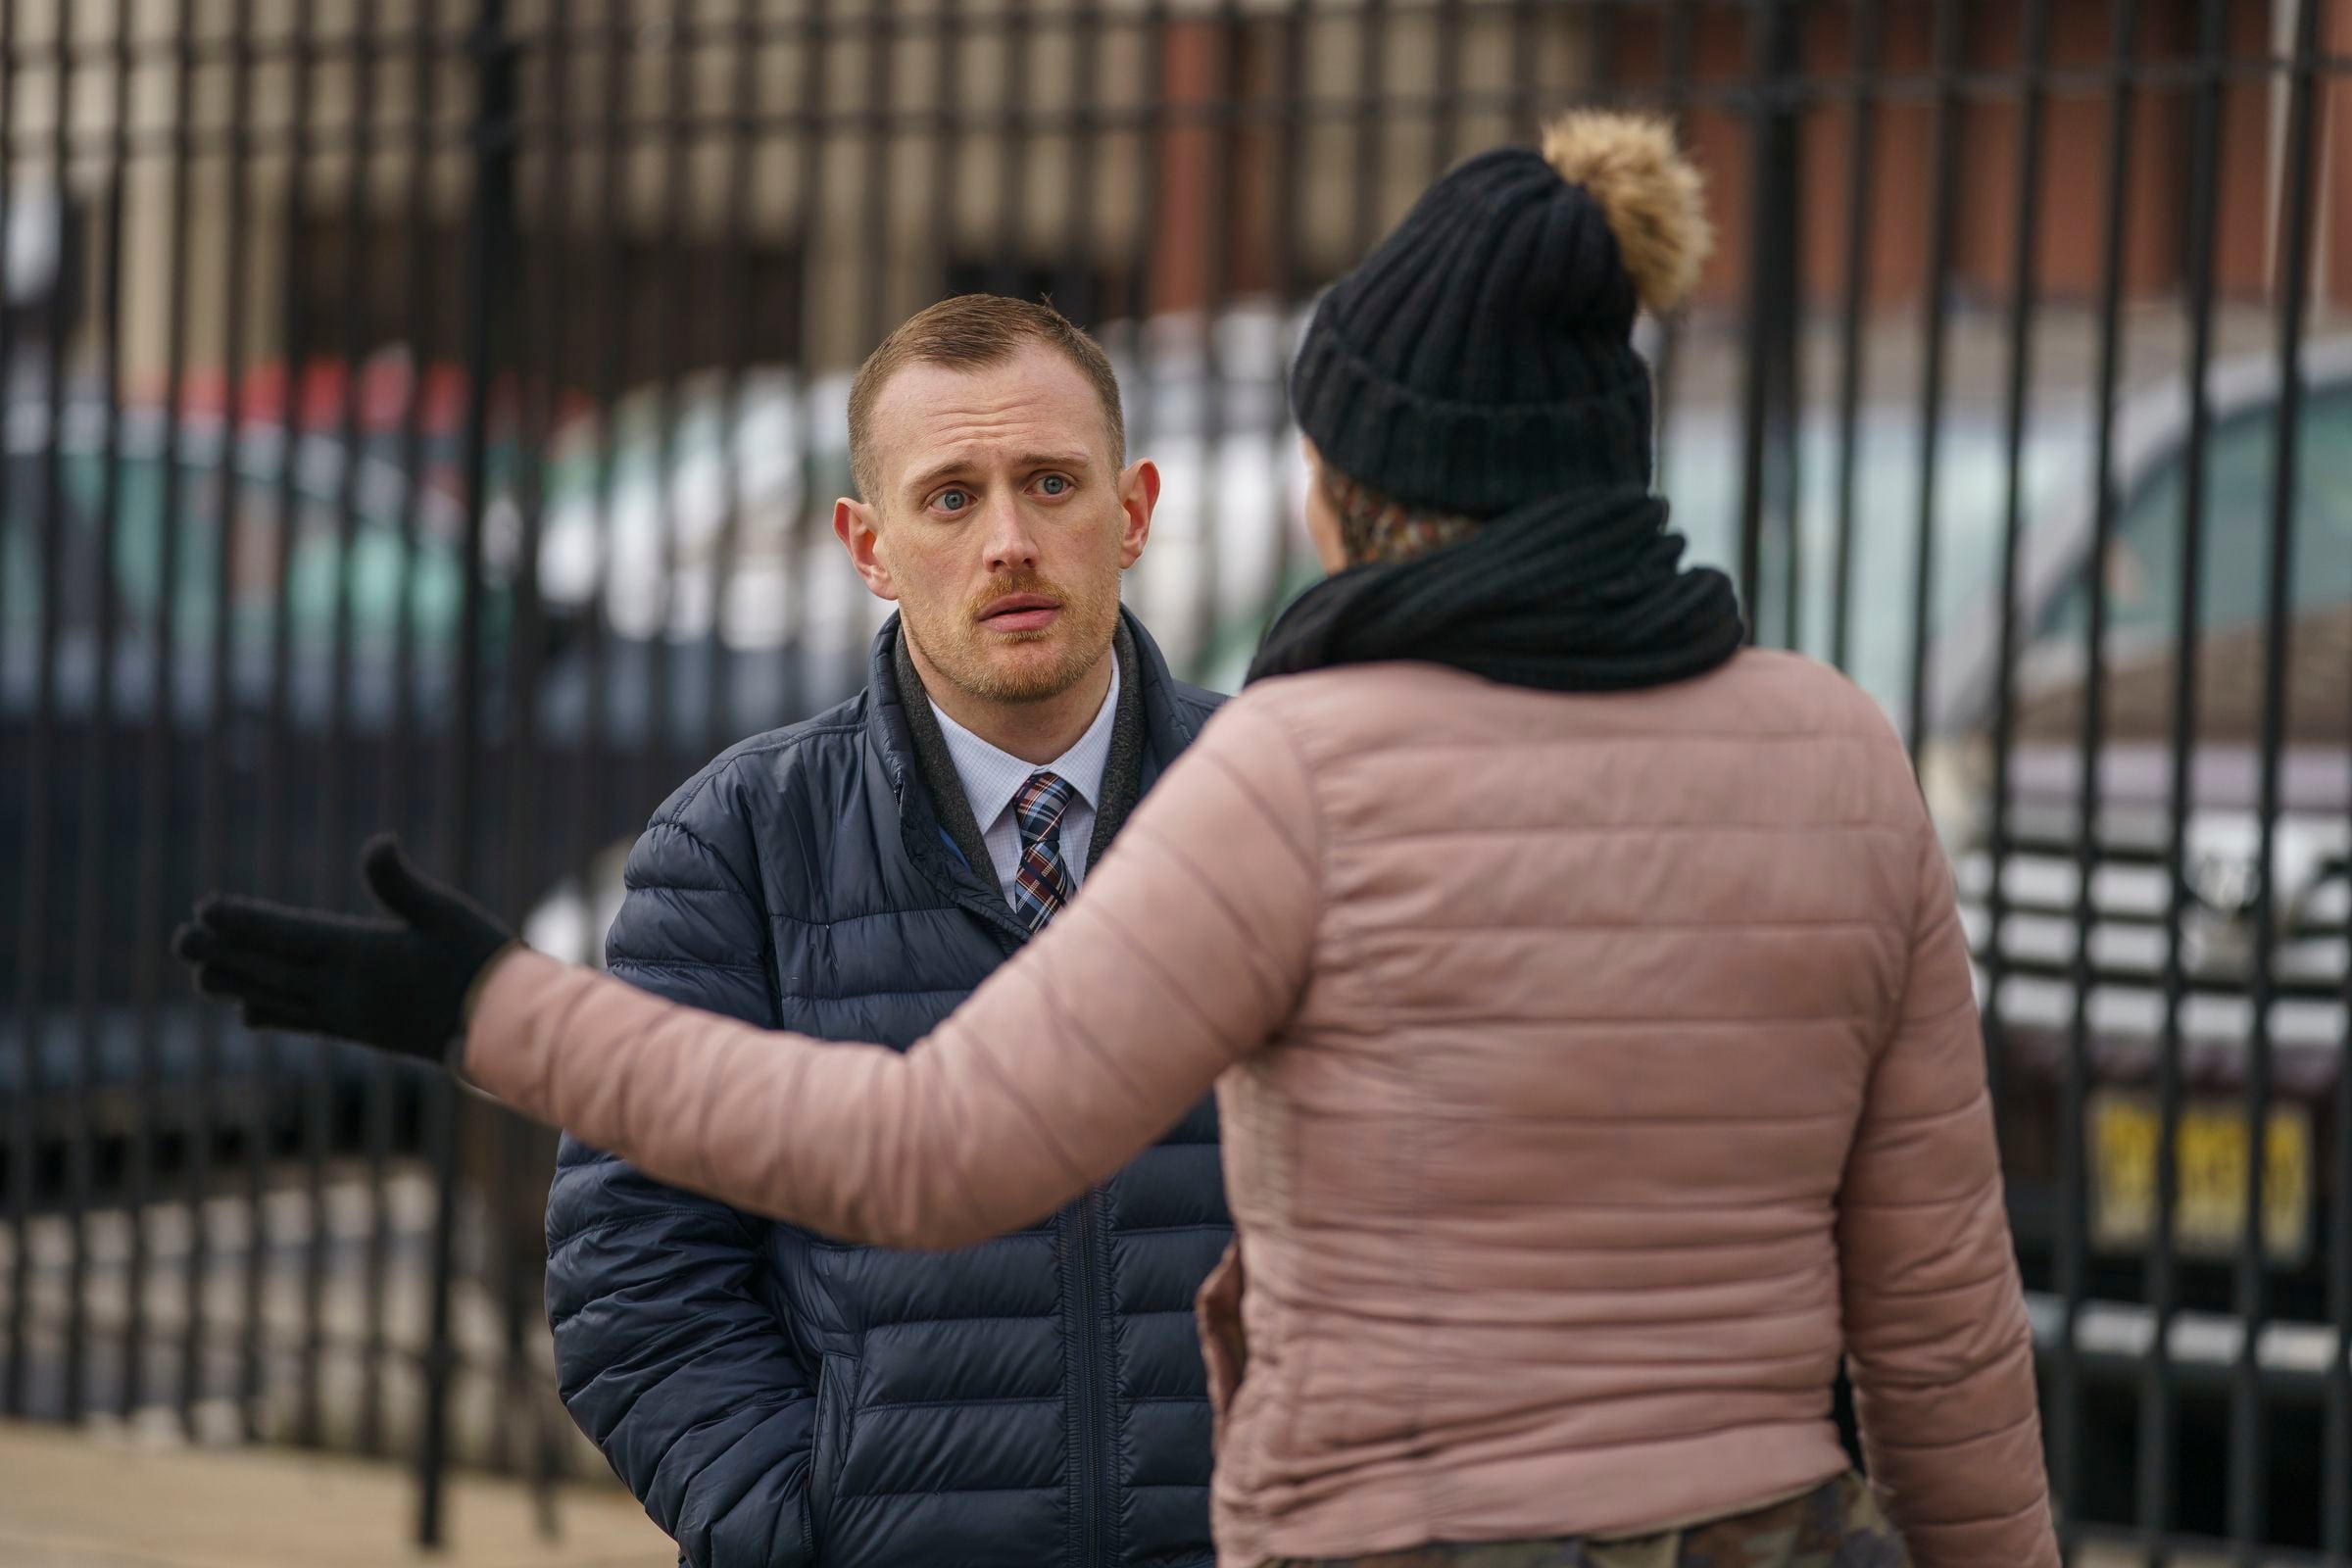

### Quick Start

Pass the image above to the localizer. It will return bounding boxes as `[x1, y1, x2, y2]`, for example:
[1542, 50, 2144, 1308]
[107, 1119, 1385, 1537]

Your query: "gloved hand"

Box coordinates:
[172, 833, 517, 1064]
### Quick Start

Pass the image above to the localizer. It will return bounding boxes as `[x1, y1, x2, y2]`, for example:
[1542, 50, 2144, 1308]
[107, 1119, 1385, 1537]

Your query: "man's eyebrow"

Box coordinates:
[901, 451, 1096, 500]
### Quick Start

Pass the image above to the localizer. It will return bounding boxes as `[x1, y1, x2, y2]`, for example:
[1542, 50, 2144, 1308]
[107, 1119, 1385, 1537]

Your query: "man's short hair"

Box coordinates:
[847, 295, 1126, 504]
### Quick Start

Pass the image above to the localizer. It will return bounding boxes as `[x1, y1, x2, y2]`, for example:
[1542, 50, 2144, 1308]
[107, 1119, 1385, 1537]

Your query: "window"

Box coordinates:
[2038, 387, 2352, 645]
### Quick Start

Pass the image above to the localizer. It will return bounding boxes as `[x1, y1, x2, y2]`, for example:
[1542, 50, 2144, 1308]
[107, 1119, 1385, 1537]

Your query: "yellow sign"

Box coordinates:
[2088, 1093, 2312, 1264]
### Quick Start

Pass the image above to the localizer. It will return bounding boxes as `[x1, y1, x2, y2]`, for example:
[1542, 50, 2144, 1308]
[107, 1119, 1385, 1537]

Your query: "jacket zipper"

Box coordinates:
[936, 820, 1114, 1564]
[1066, 1189, 1114, 1567]
[956, 877, 1107, 1565]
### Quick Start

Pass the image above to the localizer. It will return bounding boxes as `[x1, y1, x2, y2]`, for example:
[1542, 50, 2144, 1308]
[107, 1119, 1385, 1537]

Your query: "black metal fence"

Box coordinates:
[1, 0, 2346, 1559]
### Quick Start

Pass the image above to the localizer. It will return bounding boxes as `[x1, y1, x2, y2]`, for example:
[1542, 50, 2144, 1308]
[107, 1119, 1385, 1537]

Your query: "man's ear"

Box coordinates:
[834, 496, 898, 602]
[1116, 459, 1159, 571]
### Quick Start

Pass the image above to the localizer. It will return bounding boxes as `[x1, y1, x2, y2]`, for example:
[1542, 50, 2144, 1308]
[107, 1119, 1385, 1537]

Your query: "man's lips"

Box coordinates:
[978, 595, 1061, 633]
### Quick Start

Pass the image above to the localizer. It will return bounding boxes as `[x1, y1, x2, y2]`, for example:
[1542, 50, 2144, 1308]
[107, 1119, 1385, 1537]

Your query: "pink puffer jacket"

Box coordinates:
[464, 650, 2059, 1568]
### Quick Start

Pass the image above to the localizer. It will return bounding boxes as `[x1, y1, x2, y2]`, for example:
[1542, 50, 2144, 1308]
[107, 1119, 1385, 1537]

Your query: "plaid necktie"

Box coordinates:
[1010, 770, 1078, 932]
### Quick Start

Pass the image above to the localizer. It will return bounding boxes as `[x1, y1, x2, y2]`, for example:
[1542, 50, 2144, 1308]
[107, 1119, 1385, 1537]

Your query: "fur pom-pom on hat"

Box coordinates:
[1541, 111, 1713, 315]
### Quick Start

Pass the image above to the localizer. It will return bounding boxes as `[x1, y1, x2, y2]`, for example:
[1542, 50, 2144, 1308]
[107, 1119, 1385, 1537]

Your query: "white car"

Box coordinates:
[529, 302, 1315, 685]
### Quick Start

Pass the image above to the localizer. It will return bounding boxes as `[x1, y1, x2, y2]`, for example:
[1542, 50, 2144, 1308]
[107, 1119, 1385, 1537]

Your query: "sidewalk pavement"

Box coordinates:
[0, 1422, 671, 1568]
[0, 1420, 2240, 1568]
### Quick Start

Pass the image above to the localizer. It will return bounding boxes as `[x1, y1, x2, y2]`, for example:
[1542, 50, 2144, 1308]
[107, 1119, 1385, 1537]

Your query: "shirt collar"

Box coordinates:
[926, 655, 1122, 833]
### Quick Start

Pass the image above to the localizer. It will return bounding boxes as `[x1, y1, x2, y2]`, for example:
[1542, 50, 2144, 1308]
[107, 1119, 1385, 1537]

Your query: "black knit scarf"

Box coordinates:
[1246, 484, 1745, 693]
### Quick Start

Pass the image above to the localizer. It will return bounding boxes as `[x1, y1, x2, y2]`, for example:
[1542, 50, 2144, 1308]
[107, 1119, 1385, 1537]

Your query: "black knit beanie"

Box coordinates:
[1290, 113, 1713, 517]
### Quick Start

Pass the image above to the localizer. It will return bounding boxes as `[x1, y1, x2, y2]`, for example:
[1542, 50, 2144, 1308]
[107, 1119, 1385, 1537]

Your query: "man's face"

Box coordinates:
[836, 344, 1155, 707]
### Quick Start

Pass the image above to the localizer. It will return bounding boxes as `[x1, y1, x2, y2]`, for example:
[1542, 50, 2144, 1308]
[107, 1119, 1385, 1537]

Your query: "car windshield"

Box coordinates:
[1661, 409, 2087, 724]
[2036, 385, 2352, 645]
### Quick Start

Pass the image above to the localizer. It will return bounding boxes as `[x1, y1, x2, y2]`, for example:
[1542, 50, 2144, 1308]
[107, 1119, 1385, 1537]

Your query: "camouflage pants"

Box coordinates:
[1260, 1472, 1907, 1568]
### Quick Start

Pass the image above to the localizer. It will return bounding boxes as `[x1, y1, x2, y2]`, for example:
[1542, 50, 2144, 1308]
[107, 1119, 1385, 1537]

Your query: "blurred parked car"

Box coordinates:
[1, 368, 498, 1204]
[1931, 336, 2352, 1544]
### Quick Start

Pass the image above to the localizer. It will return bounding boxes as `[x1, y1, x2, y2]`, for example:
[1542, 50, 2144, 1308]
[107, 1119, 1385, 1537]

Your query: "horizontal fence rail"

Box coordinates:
[0, 0, 2346, 1557]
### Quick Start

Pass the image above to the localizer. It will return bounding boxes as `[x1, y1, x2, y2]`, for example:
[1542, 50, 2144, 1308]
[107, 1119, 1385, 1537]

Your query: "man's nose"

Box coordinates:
[979, 490, 1040, 571]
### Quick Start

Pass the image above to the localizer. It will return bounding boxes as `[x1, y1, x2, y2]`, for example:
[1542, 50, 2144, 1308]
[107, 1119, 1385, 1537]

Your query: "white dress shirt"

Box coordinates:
[927, 657, 1121, 909]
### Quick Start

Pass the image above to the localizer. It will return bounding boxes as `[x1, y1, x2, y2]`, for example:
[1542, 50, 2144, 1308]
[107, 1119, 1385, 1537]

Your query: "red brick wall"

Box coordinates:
[1608, 0, 2345, 311]
[1143, 1, 2347, 315]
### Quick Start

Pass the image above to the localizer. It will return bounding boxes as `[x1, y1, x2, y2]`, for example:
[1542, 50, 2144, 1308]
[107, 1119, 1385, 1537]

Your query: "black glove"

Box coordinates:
[172, 834, 517, 1063]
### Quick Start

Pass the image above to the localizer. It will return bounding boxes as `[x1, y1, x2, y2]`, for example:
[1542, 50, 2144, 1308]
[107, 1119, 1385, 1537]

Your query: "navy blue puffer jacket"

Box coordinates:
[545, 612, 1229, 1568]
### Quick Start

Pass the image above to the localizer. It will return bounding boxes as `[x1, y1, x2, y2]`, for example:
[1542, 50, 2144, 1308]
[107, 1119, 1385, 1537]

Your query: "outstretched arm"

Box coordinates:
[465, 700, 1318, 1250]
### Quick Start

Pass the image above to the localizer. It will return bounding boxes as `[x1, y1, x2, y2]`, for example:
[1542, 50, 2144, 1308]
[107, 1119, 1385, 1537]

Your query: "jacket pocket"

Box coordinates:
[808, 1352, 858, 1542]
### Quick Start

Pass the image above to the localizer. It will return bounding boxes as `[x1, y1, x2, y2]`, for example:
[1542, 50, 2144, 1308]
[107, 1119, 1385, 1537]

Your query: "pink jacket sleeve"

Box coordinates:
[1836, 822, 2060, 1567]
[459, 700, 1321, 1250]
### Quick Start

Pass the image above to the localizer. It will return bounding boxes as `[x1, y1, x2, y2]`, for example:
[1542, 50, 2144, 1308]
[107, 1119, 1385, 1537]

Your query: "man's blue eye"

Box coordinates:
[1039, 475, 1069, 496]
[938, 489, 970, 512]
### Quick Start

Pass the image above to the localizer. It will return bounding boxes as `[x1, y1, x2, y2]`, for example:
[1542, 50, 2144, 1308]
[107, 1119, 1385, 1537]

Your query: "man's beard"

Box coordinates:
[901, 568, 1119, 706]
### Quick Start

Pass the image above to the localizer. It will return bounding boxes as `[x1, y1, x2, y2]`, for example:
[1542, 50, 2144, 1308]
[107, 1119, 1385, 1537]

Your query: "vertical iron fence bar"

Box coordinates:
[526, 0, 585, 832]
[990, 0, 1029, 299]
[1985, 0, 2056, 1529]
[753, 0, 837, 752]
[2335, 498, 2352, 1564]
[564, 0, 627, 1006]
[1768, 6, 1803, 659]
[486, 4, 546, 1484]
[836, 0, 891, 681]
[1645, 0, 1694, 473]
[0, 0, 20, 1421]
[2145, 1, 2231, 1553]
[179, 0, 256, 1443]
[124, 0, 202, 1424]
[246, 0, 321, 1444]
[0, 0, 12, 691]
[782, 0, 827, 725]
[385, 0, 443, 850]
[1119, 1, 1166, 455]
[1736, 0, 1799, 647]
[682, 0, 733, 761]
[625, 0, 679, 811]
[0, 0, 19, 1389]
[1350, 0, 1389, 260]
[1054, 0, 1097, 329]
[641, 0, 693, 806]
[1904, 0, 1963, 763]
[419, 0, 514, 1543]
[1588, 0, 1620, 103]
[1255, 0, 1305, 643]
[1186, 4, 1239, 671]
[1734, 3, 1771, 638]
[922, 0, 962, 306]
[2332, 523, 2352, 1567]
[2231, 4, 2322, 1556]
[1509, 0, 1538, 131]
[346, 84, 388, 1435]
[780, 0, 827, 723]
[0, 2, 11, 734]
[2069, 0, 2141, 1555]
[1429, 0, 1461, 181]
[62, 0, 138, 1427]
[304, 0, 384, 1455]
[361, 0, 445, 1460]
[517, 2, 580, 1510]
[491, 7, 551, 1497]
[1827, 0, 1880, 676]
[5, 0, 73, 1426]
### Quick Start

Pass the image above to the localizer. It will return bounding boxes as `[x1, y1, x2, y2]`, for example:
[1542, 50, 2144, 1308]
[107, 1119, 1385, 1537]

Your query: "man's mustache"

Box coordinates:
[968, 573, 1067, 618]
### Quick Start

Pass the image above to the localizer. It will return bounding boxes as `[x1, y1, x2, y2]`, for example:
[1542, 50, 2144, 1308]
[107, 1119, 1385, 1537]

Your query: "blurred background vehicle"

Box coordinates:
[1935, 338, 2352, 1544]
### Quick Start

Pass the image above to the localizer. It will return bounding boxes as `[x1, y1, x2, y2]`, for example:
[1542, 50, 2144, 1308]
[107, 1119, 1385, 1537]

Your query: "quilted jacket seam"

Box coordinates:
[634, 815, 763, 907]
